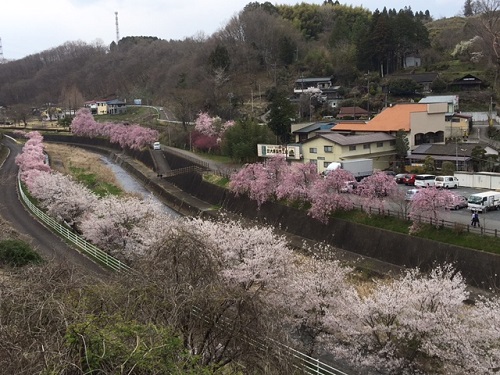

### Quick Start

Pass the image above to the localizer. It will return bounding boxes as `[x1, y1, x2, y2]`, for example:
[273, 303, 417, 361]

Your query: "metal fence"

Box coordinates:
[18, 176, 349, 374]
[191, 306, 349, 375]
[353, 203, 499, 237]
[18, 178, 133, 273]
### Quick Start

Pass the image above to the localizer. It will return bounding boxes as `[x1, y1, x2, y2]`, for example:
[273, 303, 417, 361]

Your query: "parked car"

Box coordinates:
[395, 173, 406, 184]
[414, 174, 436, 188]
[447, 194, 468, 210]
[435, 175, 459, 189]
[405, 188, 420, 201]
[403, 174, 416, 186]
[153, 141, 161, 150]
[340, 180, 357, 193]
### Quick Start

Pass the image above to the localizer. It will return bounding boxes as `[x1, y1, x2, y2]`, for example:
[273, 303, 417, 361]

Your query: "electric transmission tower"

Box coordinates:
[115, 12, 120, 44]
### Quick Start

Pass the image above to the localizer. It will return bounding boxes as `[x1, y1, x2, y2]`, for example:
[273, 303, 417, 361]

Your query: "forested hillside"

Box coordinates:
[0, 1, 497, 123]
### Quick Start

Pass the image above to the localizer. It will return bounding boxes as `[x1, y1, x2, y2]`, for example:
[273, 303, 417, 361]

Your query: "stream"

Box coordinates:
[100, 156, 179, 217]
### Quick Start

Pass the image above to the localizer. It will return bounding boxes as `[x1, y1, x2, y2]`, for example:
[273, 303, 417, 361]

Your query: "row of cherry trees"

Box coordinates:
[229, 155, 455, 226]
[70, 108, 159, 150]
[13, 132, 500, 373]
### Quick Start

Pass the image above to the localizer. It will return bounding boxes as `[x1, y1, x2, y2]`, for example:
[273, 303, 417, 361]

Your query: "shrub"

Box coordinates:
[0, 239, 43, 267]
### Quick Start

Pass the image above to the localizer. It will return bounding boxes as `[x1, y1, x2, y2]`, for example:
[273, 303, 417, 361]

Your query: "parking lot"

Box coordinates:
[398, 184, 500, 230]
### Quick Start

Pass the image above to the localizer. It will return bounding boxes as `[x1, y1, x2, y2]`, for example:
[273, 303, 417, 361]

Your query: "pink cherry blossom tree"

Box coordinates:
[307, 169, 355, 223]
[25, 170, 98, 228]
[229, 155, 288, 207]
[323, 264, 475, 373]
[193, 112, 235, 152]
[187, 216, 294, 291]
[15, 131, 51, 179]
[408, 187, 454, 232]
[356, 171, 400, 212]
[275, 162, 319, 205]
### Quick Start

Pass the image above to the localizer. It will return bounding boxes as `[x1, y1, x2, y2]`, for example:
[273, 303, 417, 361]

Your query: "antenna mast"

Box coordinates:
[115, 12, 120, 44]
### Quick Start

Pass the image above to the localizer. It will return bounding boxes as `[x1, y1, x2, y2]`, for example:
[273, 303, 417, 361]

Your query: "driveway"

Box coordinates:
[0, 136, 107, 275]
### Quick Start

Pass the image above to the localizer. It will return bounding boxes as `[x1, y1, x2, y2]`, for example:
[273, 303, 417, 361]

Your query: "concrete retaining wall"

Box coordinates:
[166, 171, 500, 289]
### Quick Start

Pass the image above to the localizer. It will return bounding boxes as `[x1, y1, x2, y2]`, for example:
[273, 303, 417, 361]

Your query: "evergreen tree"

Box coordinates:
[395, 129, 409, 171]
[463, 0, 474, 16]
[267, 89, 295, 144]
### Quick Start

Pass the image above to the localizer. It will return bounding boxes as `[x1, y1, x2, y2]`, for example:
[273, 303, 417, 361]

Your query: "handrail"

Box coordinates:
[18, 178, 133, 273]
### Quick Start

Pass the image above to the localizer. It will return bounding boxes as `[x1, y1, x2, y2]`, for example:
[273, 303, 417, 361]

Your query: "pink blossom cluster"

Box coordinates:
[192, 112, 235, 151]
[15, 131, 51, 180]
[70, 108, 159, 150]
[409, 187, 454, 233]
[229, 156, 358, 222]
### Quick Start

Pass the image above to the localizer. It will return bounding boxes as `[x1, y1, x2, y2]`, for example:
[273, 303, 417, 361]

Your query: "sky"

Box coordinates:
[1, 0, 462, 60]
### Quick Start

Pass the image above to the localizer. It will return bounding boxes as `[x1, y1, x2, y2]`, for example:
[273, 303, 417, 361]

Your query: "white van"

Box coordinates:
[435, 176, 459, 189]
[414, 174, 436, 188]
[153, 142, 161, 150]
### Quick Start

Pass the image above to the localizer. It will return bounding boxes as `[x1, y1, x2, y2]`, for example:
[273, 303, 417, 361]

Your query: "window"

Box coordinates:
[377, 142, 383, 148]
[324, 146, 333, 153]
[310, 159, 317, 165]
[323, 161, 330, 168]
[349, 145, 356, 151]
[363, 144, 370, 149]
[309, 147, 317, 154]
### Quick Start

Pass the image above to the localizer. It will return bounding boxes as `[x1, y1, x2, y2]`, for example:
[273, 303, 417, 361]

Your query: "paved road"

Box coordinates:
[0, 136, 107, 275]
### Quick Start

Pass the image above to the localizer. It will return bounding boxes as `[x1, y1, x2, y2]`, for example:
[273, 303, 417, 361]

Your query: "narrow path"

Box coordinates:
[0, 137, 107, 276]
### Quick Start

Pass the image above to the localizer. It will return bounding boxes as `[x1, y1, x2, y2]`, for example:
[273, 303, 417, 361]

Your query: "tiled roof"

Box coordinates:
[333, 103, 428, 132]
[304, 132, 394, 146]
[411, 143, 487, 157]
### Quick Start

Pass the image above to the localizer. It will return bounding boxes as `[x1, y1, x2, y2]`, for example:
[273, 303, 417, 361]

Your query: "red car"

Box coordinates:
[403, 174, 416, 186]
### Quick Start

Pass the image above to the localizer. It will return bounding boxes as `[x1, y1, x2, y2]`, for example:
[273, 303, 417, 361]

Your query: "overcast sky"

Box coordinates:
[1, 0, 461, 60]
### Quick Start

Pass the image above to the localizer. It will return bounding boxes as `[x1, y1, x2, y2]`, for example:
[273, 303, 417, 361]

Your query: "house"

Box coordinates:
[84, 100, 108, 115]
[107, 99, 127, 115]
[294, 77, 343, 108]
[408, 143, 498, 171]
[332, 103, 448, 150]
[450, 74, 482, 91]
[336, 106, 370, 120]
[294, 77, 334, 94]
[404, 55, 421, 68]
[301, 132, 396, 173]
[388, 72, 439, 93]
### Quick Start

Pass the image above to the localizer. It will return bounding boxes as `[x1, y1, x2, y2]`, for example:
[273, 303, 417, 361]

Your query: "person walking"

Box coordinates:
[471, 211, 477, 227]
[474, 211, 480, 228]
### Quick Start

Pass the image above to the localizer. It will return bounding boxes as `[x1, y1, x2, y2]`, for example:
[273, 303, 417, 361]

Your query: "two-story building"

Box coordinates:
[301, 132, 396, 174]
[332, 102, 448, 150]
[419, 95, 472, 139]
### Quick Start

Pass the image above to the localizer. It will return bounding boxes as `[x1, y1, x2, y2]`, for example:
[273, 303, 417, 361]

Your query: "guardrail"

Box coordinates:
[17, 174, 351, 374]
[18, 178, 133, 273]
